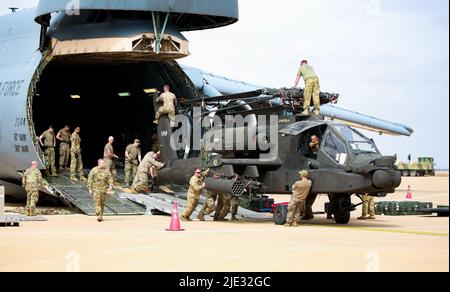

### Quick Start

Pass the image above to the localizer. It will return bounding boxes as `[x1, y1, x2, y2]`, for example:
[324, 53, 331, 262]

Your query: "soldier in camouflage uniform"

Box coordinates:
[196, 190, 218, 221]
[124, 139, 142, 187]
[22, 161, 45, 216]
[181, 168, 209, 221]
[70, 126, 86, 181]
[285, 170, 312, 227]
[88, 159, 114, 222]
[104, 136, 119, 184]
[216, 194, 240, 222]
[131, 152, 164, 193]
[230, 196, 239, 221]
[154, 85, 177, 127]
[358, 194, 376, 220]
[56, 125, 71, 171]
[294, 60, 321, 116]
[197, 175, 221, 221]
[38, 125, 57, 177]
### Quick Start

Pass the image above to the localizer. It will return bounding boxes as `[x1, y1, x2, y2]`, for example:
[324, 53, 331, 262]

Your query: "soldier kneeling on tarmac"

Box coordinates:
[285, 170, 312, 227]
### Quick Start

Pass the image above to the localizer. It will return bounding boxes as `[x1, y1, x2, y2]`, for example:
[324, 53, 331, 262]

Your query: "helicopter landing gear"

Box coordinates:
[329, 194, 354, 225]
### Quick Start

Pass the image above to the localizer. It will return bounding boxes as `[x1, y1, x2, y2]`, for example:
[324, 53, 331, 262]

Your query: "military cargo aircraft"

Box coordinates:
[0, 0, 413, 224]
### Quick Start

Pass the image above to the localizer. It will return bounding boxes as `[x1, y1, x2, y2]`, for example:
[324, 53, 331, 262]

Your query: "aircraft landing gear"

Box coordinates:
[329, 194, 353, 225]
[273, 204, 288, 225]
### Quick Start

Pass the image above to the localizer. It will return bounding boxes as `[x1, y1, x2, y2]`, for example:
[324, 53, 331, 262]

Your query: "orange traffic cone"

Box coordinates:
[166, 202, 185, 231]
[405, 185, 413, 200]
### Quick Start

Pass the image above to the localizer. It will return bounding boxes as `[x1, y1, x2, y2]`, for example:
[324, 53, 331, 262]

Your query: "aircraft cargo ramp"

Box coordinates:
[46, 174, 146, 216]
[121, 191, 271, 220]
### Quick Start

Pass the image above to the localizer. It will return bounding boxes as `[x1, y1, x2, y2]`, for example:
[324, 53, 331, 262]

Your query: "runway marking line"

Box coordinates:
[303, 224, 449, 237]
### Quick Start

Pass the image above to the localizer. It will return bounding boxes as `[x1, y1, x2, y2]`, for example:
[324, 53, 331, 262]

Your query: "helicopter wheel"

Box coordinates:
[273, 205, 288, 225]
[331, 194, 352, 225]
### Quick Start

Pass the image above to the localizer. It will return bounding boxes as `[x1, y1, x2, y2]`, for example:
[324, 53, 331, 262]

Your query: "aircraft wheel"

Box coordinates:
[331, 195, 351, 225]
[273, 205, 288, 225]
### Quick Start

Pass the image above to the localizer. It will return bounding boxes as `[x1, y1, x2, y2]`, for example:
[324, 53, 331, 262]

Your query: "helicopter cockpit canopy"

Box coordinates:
[333, 125, 380, 156]
[280, 121, 381, 168]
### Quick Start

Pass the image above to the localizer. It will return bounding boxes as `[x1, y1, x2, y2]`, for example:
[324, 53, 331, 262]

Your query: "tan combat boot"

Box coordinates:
[357, 216, 368, 220]
[197, 212, 205, 221]
[284, 222, 293, 227]
[80, 176, 87, 181]
[301, 110, 310, 116]
[292, 222, 299, 227]
[368, 216, 376, 220]
[313, 109, 321, 115]
[180, 216, 191, 222]
[70, 177, 79, 181]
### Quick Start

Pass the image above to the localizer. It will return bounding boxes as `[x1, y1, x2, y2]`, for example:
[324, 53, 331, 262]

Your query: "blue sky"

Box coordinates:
[1, 0, 449, 168]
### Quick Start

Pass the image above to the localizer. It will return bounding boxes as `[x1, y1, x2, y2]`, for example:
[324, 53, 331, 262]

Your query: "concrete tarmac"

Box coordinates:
[0, 176, 448, 272]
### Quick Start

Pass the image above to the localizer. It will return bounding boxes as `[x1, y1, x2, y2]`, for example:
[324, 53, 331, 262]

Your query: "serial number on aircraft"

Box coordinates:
[0, 80, 25, 97]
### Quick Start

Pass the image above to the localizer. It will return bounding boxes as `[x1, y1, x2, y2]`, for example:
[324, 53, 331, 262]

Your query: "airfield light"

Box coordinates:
[70, 95, 81, 99]
[118, 92, 131, 97]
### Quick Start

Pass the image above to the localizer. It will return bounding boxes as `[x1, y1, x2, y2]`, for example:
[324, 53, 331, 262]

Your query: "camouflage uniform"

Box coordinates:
[197, 191, 218, 221]
[155, 92, 176, 127]
[124, 144, 141, 186]
[103, 143, 117, 183]
[181, 170, 209, 221]
[214, 193, 225, 221]
[58, 128, 71, 170]
[41, 130, 57, 176]
[298, 65, 320, 111]
[22, 167, 44, 216]
[131, 152, 164, 193]
[359, 194, 376, 219]
[217, 194, 239, 221]
[231, 196, 239, 220]
[70, 132, 85, 180]
[88, 166, 113, 221]
[286, 179, 312, 226]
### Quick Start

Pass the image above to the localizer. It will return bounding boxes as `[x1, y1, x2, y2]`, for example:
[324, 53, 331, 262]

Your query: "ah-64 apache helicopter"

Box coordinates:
[155, 88, 405, 225]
